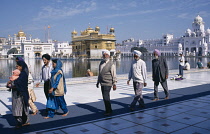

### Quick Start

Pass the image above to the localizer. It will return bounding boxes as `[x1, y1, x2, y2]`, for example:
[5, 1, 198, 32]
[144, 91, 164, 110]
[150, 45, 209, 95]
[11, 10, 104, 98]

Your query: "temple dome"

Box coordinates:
[186, 29, 191, 33]
[194, 15, 203, 23]
[95, 26, 100, 31]
[110, 27, 115, 32]
[71, 30, 77, 35]
[17, 30, 26, 37]
[206, 28, 210, 35]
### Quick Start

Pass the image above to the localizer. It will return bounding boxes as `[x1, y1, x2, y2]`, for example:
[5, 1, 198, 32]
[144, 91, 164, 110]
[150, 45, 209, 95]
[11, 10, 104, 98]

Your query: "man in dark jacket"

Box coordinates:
[152, 49, 169, 101]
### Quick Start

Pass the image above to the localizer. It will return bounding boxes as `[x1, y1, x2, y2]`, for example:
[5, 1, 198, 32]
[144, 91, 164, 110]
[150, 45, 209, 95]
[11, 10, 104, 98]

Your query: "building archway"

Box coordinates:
[185, 47, 189, 52]
[191, 47, 196, 53]
[198, 47, 202, 56]
[35, 52, 41, 57]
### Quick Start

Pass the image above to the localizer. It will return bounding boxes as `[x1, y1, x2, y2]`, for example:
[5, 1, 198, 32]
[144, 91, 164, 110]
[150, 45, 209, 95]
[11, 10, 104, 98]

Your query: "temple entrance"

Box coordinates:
[191, 47, 196, 56]
[191, 47, 196, 53]
[198, 47, 202, 56]
[35, 52, 41, 58]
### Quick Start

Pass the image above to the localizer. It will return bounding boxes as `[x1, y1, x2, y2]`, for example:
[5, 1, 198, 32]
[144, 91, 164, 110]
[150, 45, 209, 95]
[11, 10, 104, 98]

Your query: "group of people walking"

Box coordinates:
[7, 55, 68, 129]
[97, 49, 169, 114]
[7, 49, 170, 128]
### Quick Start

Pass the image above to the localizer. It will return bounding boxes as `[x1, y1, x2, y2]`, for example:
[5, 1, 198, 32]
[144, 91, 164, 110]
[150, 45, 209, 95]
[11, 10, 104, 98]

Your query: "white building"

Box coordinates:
[116, 15, 210, 57]
[53, 41, 72, 58]
[1, 30, 72, 58]
[21, 42, 53, 58]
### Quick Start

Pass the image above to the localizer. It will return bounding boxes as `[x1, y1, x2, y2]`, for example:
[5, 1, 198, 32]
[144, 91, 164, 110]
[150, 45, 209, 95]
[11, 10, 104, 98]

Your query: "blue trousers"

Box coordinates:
[47, 96, 68, 118]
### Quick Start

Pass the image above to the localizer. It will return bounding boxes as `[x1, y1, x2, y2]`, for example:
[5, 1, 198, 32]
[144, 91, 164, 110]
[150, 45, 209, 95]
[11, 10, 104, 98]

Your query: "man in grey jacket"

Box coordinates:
[96, 50, 117, 116]
[152, 49, 169, 101]
[127, 50, 147, 111]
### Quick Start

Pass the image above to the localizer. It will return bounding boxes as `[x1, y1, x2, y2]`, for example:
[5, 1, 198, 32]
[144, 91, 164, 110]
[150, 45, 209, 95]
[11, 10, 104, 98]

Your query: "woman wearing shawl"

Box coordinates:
[44, 59, 69, 119]
[16, 57, 29, 75]
[16, 57, 38, 115]
[7, 60, 30, 128]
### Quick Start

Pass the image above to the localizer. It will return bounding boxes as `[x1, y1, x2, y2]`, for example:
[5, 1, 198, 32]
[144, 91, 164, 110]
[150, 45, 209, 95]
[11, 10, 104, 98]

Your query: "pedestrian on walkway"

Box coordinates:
[6, 60, 30, 129]
[36, 54, 53, 100]
[96, 50, 117, 116]
[16, 57, 29, 75]
[44, 59, 69, 119]
[28, 72, 38, 115]
[127, 50, 147, 111]
[16, 57, 38, 115]
[179, 53, 185, 77]
[152, 49, 169, 101]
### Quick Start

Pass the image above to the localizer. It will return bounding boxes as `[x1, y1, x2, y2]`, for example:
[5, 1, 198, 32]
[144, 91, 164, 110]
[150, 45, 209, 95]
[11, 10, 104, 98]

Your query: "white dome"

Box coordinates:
[186, 29, 191, 33]
[194, 15, 203, 22]
[206, 28, 210, 34]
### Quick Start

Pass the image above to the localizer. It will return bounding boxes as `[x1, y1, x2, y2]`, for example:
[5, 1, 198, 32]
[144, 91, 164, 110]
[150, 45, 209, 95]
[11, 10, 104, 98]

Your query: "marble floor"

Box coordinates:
[0, 69, 210, 134]
[39, 95, 210, 134]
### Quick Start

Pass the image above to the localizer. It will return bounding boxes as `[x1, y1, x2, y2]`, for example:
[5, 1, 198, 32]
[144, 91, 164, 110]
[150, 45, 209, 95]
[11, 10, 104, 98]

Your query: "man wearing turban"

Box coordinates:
[152, 49, 169, 101]
[127, 50, 147, 111]
[96, 50, 117, 116]
[36, 54, 53, 113]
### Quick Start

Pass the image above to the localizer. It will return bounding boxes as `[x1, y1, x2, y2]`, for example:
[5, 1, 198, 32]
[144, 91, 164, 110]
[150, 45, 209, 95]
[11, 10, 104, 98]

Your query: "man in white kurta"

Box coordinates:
[127, 50, 147, 111]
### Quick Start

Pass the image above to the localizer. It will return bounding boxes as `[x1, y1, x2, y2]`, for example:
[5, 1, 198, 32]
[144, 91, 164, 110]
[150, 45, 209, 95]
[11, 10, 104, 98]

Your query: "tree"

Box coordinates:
[7, 48, 18, 55]
[131, 47, 148, 53]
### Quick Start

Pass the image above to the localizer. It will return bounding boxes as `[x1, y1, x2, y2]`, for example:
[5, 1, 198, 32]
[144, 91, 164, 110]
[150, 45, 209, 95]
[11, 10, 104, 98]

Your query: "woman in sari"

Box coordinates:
[44, 59, 69, 119]
[7, 60, 30, 128]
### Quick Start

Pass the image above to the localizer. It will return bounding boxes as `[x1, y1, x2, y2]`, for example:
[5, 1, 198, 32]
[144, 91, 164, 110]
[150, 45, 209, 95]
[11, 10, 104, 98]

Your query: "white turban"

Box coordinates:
[133, 50, 142, 57]
[102, 50, 110, 56]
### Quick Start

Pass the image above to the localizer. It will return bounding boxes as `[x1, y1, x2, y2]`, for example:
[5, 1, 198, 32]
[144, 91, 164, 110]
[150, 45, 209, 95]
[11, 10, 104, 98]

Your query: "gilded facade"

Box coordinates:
[71, 26, 116, 58]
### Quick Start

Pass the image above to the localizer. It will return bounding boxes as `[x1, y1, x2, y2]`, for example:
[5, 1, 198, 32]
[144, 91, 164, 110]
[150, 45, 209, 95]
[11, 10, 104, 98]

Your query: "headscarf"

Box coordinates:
[153, 49, 161, 56]
[51, 59, 67, 94]
[133, 50, 142, 57]
[15, 60, 29, 106]
[17, 60, 29, 75]
[16, 57, 24, 61]
[102, 50, 110, 56]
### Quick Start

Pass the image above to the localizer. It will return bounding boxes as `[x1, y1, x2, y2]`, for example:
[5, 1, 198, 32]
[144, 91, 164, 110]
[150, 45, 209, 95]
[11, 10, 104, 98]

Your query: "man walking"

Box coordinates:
[36, 54, 53, 100]
[127, 50, 147, 111]
[152, 49, 169, 101]
[179, 53, 185, 77]
[96, 50, 117, 116]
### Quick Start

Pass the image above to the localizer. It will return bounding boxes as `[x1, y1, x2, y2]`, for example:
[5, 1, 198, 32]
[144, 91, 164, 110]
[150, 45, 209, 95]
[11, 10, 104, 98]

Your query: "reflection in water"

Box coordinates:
[0, 57, 210, 83]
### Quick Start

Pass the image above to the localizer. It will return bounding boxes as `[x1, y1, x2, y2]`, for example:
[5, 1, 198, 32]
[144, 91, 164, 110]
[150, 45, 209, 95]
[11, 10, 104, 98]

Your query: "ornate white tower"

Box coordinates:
[192, 15, 205, 36]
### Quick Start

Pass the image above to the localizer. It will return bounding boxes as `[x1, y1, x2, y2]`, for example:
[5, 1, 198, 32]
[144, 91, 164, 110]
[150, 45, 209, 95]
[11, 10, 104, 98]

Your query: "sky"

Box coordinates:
[0, 0, 210, 43]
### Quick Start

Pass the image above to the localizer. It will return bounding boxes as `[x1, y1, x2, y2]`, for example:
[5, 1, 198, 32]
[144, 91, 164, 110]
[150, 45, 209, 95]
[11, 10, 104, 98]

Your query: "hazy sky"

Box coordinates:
[1, 0, 210, 43]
